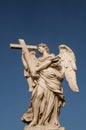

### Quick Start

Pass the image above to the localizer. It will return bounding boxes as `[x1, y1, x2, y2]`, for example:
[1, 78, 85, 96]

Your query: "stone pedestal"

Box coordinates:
[24, 125, 65, 130]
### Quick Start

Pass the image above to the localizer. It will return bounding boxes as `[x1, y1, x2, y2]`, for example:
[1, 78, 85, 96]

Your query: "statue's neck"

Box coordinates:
[42, 51, 49, 58]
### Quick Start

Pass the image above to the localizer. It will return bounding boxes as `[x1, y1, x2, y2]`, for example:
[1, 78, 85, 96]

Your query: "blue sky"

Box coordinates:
[0, 0, 86, 130]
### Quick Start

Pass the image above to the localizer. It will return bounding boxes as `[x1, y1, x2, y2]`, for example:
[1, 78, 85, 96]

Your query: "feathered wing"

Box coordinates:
[58, 45, 79, 92]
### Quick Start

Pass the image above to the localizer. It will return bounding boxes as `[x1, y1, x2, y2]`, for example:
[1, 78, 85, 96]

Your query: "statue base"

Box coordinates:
[24, 125, 65, 130]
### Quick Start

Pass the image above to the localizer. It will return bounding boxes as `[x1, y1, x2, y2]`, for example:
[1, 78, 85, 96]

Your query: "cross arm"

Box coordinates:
[10, 39, 37, 50]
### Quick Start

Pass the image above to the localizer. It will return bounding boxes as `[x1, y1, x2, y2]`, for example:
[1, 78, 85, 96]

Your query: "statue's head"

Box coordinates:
[37, 43, 50, 53]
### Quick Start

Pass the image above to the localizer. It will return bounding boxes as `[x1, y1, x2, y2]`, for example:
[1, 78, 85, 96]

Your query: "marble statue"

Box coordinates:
[10, 39, 79, 130]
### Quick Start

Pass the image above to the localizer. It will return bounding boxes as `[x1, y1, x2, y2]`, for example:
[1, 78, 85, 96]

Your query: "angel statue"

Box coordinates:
[10, 39, 79, 130]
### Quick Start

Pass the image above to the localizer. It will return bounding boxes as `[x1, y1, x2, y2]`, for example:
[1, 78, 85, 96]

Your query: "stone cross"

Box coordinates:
[10, 39, 37, 74]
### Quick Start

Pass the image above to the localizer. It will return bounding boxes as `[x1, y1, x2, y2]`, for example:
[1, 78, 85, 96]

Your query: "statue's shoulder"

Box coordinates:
[47, 53, 56, 59]
[50, 53, 55, 57]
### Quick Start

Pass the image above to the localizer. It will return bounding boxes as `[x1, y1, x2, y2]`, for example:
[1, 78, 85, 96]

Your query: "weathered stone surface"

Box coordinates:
[24, 125, 65, 130]
[10, 39, 79, 130]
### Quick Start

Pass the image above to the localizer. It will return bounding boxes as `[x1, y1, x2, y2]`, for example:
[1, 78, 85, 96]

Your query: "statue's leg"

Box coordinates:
[29, 86, 44, 126]
[49, 95, 60, 126]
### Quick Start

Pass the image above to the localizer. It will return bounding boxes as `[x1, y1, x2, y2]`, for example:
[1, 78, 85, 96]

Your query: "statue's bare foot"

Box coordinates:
[29, 119, 37, 127]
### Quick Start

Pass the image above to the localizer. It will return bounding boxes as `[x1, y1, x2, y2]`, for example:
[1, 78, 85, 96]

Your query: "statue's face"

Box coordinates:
[38, 46, 45, 54]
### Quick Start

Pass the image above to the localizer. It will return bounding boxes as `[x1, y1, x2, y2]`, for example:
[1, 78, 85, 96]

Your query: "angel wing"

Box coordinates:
[58, 44, 79, 92]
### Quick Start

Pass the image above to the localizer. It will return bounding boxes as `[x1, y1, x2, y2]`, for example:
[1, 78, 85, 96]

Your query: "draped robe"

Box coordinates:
[22, 54, 65, 125]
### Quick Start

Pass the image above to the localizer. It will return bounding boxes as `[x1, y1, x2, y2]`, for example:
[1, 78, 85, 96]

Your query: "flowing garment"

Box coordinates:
[22, 55, 65, 125]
